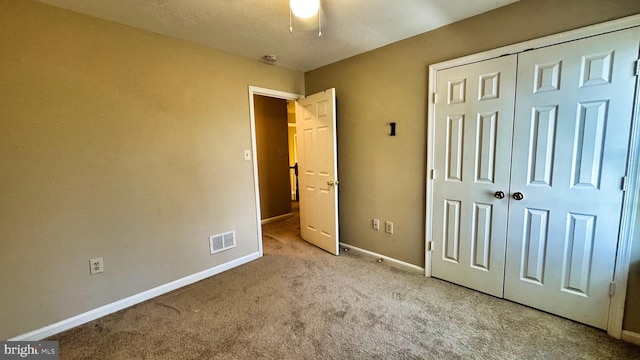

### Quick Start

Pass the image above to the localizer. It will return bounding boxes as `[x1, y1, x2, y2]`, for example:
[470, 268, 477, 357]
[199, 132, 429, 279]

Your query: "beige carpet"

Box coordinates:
[50, 205, 640, 359]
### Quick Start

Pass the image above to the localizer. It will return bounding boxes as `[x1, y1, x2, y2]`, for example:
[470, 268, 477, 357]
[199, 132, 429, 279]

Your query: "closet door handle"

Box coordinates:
[513, 192, 524, 201]
[494, 191, 505, 199]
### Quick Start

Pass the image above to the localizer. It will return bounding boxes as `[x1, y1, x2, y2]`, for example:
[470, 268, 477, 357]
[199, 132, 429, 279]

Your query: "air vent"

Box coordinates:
[209, 231, 236, 254]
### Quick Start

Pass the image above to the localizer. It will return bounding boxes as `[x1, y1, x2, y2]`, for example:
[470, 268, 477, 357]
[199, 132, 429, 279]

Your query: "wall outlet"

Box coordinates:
[89, 257, 104, 275]
[385, 221, 394, 234]
[372, 219, 380, 230]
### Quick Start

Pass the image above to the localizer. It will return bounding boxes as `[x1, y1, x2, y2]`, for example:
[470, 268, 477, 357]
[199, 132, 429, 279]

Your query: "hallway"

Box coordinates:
[261, 202, 311, 256]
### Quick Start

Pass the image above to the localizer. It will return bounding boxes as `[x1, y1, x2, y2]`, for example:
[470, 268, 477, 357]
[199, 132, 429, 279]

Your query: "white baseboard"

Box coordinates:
[339, 242, 424, 273]
[9, 252, 261, 341]
[261, 212, 292, 225]
[621, 330, 640, 346]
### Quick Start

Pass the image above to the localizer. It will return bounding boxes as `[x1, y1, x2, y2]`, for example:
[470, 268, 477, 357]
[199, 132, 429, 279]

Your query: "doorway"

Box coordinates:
[249, 86, 340, 257]
[253, 94, 296, 224]
[248, 87, 303, 257]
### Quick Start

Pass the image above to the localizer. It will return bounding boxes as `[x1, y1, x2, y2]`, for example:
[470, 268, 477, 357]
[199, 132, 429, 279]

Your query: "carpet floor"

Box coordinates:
[50, 205, 640, 359]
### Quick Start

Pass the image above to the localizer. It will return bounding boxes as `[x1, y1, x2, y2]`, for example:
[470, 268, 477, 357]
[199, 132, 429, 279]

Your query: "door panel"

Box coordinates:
[296, 89, 339, 255]
[431, 55, 517, 297]
[504, 28, 640, 329]
[520, 208, 549, 285]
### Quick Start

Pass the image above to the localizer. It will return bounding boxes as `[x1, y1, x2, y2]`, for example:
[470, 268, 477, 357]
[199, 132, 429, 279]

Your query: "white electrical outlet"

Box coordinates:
[372, 219, 380, 230]
[385, 221, 394, 234]
[89, 257, 104, 275]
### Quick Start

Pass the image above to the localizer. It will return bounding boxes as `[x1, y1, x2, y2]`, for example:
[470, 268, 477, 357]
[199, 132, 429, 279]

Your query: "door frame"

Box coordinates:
[425, 14, 640, 338]
[248, 86, 302, 258]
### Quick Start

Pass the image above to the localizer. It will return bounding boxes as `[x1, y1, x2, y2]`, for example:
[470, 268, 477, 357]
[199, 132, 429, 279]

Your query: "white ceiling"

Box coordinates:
[34, 0, 519, 72]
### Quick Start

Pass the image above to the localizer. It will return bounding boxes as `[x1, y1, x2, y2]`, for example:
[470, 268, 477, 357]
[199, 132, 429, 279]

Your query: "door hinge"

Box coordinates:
[635, 60, 640, 76]
[427, 241, 433, 252]
[430, 169, 436, 180]
[622, 176, 628, 191]
[433, 93, 438, 104]
[609, 282, 616, 296]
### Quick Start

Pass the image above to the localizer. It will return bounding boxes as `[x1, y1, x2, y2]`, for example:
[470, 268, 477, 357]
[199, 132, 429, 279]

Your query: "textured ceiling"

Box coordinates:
[34, 0, 519, 72]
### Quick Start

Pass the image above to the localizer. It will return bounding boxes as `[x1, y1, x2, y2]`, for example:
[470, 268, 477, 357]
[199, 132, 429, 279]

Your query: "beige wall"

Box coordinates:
[255, 95, 292, 219]
[0, 0, 303, 340]
[305, 0, 640, 330]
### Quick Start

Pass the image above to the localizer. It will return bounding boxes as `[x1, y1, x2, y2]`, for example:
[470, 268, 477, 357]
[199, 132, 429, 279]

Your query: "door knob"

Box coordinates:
[513, 192, 524, 201]
[327, 180, 334, 186]
[494, 191, 505, 199]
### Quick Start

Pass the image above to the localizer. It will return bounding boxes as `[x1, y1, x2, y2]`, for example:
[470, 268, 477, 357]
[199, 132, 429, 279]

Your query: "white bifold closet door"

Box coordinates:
[431, 55, 517, 298]
[431, 27, 640, 329]
[504, 28, 639, 329]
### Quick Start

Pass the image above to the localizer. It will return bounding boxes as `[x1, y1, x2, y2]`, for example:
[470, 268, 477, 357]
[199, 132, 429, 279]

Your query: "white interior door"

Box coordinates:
[503, 28, 640, 329]
[431, 55, 517, 297]
[296, 89, 339, 255]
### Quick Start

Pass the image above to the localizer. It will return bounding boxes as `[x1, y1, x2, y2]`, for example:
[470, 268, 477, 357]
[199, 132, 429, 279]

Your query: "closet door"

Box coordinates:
[431, 55, 517, 297]
[503, 28, 640, 329]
